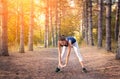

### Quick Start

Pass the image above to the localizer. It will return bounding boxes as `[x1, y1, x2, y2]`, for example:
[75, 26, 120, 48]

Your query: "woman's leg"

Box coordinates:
[61, 46, 67, 64]
[58, 46, 67, 68]
[56, 46, 67, 72]
[73, 42, 87, 73]
[72, 42, 84, 68]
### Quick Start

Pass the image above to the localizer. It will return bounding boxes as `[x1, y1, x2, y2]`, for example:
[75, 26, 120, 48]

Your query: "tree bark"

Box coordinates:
[98, 0, 103, 47]
[82, 0, 85, 39]
[55, 0, 58, 47]
[57, 0, 61, 37]
[19, 1, 25, 53]
[0, 12, 1, 52]
[116, 0, 120, 59]
[50, 0, 55, 47]
[0, 0, 9, 56]
[106, 0, 112, 51]
[115, 0, 120, 41]
[116, 25, 120, 59]
[44, 0, 49, 48]
[84, 0, 89, 45]
[28, 0, 34, 51]
[88, 0, 94, 46]
[15, 0, 19, 48]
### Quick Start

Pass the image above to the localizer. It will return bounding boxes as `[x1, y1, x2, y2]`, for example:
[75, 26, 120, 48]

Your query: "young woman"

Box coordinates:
[55, 35, 87, 73]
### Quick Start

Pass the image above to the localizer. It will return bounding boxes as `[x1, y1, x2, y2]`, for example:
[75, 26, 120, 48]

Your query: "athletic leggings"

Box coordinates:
[61, 42, 83, 62]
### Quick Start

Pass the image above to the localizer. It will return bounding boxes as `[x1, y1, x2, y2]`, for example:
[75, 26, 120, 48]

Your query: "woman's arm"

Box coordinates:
[58, 41, 62, 66]
[65, 42, 71, 65]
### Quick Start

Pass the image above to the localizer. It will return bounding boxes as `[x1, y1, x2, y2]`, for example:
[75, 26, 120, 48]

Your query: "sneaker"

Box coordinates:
[82, 68, 87, 73]
[55, 67, 60, 72]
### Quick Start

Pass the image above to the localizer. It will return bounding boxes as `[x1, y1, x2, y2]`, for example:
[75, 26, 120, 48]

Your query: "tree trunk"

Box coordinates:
[55, 0, 62, 46]
[88, 0, 94, 46]
[19, 1, 25, 53]
[55, 0, 58, 47]
[84, 0, 89, 45]
[28, 0, 34, 51]
[116, 25, 120, 59]
[98, 0, 103, 47]
[0, 0, 9, 56]
[15, 0, 19, 49]
[115, 0, 120, 41]
[82, 0, 85, 39]
[57, 0, 61, 37]
[50, 0, 55, 47]
[116, 0, 120, 59]
[0, 13, 1, 51]
[106, 0, 112, 51]
[82, 0, 86, 39]
[44, 0, 49, 48]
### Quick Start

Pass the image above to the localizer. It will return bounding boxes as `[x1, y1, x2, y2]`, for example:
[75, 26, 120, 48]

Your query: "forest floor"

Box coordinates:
[0, 46, 120, 79]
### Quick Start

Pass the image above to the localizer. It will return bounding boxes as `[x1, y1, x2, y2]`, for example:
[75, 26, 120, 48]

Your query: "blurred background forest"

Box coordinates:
[0, 0, 120, 59]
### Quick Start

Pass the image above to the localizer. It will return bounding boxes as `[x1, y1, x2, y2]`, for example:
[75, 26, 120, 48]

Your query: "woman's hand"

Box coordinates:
[61, 64, 66, 68]
[59, 63, 66, 68]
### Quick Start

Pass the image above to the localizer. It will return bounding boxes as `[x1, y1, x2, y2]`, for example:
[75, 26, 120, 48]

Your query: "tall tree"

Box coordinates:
[116, 0, 120, 60]
[115, 0, 120, 41]
[88, 0, 94, 46]
[15, 0, 19, 48]
[55, 0, 58, 47]
[44, 0, 49, 48]
[28, 0, 34, 51]
[19, 1, 25, 53]
[0, 0, 9, 56]
[0, 12, 1, 51]
[49, 0, 55, 47]
[106, 0, 112, 51]
[98, 0, 103, 47]
[84, 0, 89, 45]
[82, 0, 86, 38]
[116, 23, 120, 59]
[57, 0, 61, 37]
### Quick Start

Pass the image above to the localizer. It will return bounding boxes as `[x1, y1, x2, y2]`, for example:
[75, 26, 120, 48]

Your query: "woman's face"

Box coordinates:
[59, 40, 67, 46]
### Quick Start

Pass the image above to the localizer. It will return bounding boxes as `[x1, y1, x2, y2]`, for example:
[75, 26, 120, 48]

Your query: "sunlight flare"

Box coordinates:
[68, 0, 75, 7]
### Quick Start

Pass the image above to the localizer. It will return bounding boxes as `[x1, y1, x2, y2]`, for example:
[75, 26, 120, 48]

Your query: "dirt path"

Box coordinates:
[0, 47, 120, 79]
